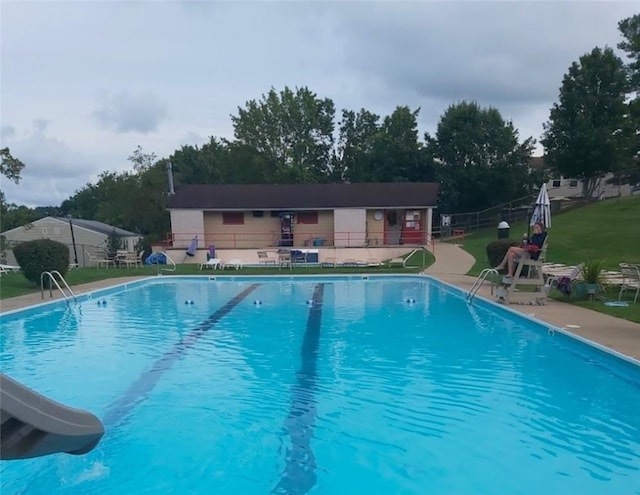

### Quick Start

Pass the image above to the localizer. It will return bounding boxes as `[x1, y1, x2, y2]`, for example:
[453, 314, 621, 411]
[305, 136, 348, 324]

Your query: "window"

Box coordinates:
[569, 179, 578, 188]
[296, 212, 318, 224]
[552, 179, 561, 188]
[53, 227, 61, 235]
[222, 212, 244, 225]
[41, 227, 48, 235]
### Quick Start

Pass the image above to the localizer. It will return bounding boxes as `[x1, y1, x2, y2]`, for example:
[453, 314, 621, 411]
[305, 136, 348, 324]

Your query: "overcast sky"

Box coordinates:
[1, 1, 637, 207]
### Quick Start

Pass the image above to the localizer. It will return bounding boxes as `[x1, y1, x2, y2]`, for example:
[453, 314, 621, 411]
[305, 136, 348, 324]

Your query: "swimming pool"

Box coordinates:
[1, 276, 639, 494]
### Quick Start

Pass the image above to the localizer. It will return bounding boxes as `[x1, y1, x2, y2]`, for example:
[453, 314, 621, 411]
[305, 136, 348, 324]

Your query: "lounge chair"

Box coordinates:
[320, 257, 336, 268]
[0, 264, 20, 273]
[366, 258, 383, 267]
[199, 258, 222, 270]
[544, 263, 583, 295]
[388, 257, 405, 267]
[618, 263, 640, 303]
[223, 259, 243, 270]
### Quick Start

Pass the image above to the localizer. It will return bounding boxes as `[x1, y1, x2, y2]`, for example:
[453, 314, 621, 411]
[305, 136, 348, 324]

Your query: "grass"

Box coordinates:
[454, 195, 640, 323]
[461, 195, 640, 276]
[550, 287, 640, 324]
[0, 249, 434, 301]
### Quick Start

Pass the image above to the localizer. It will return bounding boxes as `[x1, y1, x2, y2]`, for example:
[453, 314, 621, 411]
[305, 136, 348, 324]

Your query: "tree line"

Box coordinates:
[1, 13, 638, 248]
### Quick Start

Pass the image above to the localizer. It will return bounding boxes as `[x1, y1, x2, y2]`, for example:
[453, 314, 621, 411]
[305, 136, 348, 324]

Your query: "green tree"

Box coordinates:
[231, 86, 335, 183]
[427, 101, 537, 212]
[128, 145, 158, 172]
[542, 47, 631, 198]
[335, 108, 381, 182]
[374, 106, 427, 182]
[0, 147, 25, 184]
[617, 13, 640, 183]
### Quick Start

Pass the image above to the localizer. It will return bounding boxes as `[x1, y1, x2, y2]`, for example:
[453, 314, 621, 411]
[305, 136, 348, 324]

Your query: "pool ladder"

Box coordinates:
[157, 251, 177, 275]
[41, 270, 76, 303]
[467, 268, 499, 303]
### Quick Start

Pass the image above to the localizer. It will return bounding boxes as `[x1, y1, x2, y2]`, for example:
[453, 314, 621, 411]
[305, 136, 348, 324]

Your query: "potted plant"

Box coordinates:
[576, 260, 606, 299]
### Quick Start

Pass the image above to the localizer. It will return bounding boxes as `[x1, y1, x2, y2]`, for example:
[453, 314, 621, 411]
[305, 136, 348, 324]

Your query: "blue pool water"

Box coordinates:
[1, 276, 639, 494]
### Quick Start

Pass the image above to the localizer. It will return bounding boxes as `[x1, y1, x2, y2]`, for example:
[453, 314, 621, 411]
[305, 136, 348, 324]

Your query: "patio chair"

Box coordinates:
[85, 250, 114, 269]
[278, 250, 292, 269]
[257, 250, 277, 266]
[618, 263, 640, 303]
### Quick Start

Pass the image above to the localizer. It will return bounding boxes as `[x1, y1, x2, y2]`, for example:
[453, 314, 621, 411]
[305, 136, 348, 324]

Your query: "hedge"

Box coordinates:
[485, 239, 518, 268]
[13, 239, 70, 285]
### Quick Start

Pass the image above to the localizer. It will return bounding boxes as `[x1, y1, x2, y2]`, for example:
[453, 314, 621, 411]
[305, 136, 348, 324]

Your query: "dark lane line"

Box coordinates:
[103, 284, 260, 428]
[273, 283, 325, 495]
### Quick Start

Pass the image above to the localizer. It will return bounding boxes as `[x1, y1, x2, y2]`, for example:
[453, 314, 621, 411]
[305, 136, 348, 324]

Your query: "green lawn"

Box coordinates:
[455, 195, 640, 323]
[0, 249, 434, 301]
[461, 195, 640, 276]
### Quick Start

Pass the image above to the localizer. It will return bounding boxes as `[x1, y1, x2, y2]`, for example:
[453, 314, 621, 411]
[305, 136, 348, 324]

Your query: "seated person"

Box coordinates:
[494, 222, 547, 279]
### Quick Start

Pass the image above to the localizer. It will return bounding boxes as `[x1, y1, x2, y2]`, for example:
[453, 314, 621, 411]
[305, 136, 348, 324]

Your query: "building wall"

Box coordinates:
[203, 211, 281, 248]
[294, 211, 333, 246]
[546, 174, 633, 199]
[196, 208, 436, 249]
[2, 218, 108, 266]
[333, 208, 366, 247]
[366, 209, 385, 246]
[170, 209, 205, 247]
[201, 210, 335, 248]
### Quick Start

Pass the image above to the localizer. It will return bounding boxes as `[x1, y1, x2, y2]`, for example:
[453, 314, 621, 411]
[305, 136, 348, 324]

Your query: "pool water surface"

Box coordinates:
[1, 277, 639, 494]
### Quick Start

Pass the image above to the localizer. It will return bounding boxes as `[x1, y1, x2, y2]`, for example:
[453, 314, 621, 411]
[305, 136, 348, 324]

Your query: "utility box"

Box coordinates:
[497, 221, 510, 239]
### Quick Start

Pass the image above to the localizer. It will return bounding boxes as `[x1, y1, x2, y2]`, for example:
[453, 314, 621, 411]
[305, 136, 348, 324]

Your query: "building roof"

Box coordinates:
[1, 217, 140, 237]
[54, 218, 140, 237]
[529, 156, 546, 171]
[166, 182, 440, 210]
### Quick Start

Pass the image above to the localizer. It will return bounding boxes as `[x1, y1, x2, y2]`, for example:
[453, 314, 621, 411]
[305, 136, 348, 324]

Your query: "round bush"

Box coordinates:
[485, 239, 518, 268]
[13, 239, 70, 285]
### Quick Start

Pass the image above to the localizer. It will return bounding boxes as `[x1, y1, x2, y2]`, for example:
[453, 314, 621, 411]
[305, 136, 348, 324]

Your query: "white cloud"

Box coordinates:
[92, 90, 168, 134]
[1, 1, 638, 205]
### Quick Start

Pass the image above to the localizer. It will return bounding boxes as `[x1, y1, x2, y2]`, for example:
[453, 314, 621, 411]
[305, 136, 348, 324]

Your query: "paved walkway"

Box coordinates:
[426, 241, 640, 362]
[0, 276, 146, 313]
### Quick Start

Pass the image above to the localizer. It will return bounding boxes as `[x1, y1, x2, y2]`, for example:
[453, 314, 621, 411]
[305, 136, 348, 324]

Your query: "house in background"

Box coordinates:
[165, 182, 439, 250]
[0, 217, 142, 267]
[529, 156, 635, 199]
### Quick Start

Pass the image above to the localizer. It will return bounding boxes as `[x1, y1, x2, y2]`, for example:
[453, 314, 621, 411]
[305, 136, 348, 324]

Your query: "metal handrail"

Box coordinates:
[467, 268, 499, 303]
[40, 271, 76, 302]
[158, 251, 177, 275]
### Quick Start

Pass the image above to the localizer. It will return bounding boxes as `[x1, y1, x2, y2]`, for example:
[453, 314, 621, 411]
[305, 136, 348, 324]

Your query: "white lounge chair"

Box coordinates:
[223, 259, 243, 270]
[199, 258, 222, 270]
[0, 264, 20, 273]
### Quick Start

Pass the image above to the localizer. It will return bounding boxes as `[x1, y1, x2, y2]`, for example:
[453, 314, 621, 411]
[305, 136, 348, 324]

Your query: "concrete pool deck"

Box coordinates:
[2, 246, 639, 362]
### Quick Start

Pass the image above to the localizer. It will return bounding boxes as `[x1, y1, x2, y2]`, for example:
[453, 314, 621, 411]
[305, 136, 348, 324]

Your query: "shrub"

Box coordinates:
[13, 239, 70, 285]
[485, 239, 517, 268]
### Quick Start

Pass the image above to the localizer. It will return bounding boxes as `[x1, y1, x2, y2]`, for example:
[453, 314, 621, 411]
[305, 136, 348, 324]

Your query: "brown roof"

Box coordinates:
[167, 182, 439, 210]
[529, 156, 546, 170]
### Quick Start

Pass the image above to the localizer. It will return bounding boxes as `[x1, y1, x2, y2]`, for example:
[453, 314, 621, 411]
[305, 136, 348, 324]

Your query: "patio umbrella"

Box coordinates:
[186, 236, 198, 257]
[528, 183, 551, 237]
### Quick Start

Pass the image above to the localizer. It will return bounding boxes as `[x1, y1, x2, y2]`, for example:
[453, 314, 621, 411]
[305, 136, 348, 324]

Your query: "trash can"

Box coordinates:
[497, 221, 510, 239]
